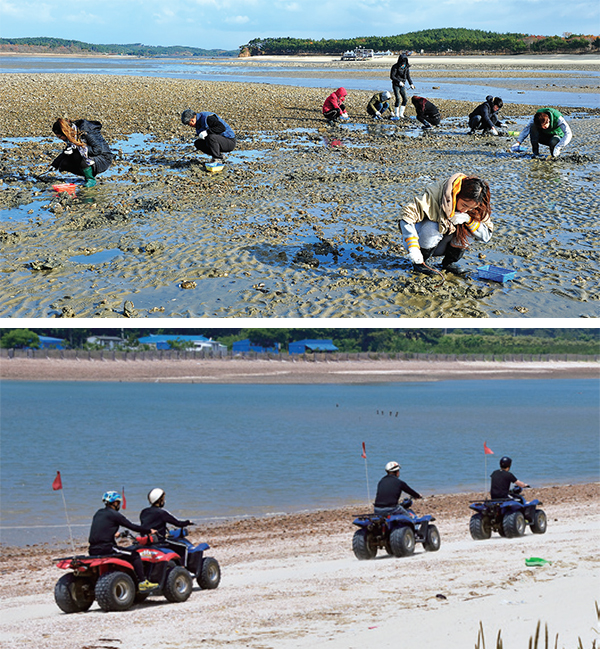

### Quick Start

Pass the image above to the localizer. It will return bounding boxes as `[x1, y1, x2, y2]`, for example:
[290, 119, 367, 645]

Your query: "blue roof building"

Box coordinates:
[38, 336, 66, 349]
[137, 334, 226, 353]
[288, 339, 339, 354]
[232, 339, 280, 354]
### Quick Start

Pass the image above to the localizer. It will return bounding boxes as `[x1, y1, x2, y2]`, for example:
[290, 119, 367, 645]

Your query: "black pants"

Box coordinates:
[51, 150, 112, 177]
[194, 134, 236, 160]
[468, 113, 500, 132]
[323, 104, 346, 121]
[392, 84, 408, 107]
[530, 124, 560, 155]
[416, 111, 441, 127]
[90, 545, 145, 580]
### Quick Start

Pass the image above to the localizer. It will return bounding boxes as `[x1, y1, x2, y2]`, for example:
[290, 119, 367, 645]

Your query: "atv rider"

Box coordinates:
[140, 488, 193, 541]
[490, 457, 530, 499]
[89, 491, 158, 592]
[373, 461, 422, 515]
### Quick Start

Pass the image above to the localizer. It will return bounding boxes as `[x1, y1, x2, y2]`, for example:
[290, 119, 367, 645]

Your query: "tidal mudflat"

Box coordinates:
[1, 72, 598, 318]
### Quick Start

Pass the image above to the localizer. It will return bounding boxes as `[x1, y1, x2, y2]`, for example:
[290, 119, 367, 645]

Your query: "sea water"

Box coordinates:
[0, 378, 598, 546]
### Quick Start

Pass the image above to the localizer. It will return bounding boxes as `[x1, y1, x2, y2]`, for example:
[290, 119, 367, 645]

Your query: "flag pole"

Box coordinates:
[361, 442, 371, 505]
[60, 488, 76, 553]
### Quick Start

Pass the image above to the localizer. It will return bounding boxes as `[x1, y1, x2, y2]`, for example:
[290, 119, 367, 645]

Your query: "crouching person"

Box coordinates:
[399, 174, 493, 276]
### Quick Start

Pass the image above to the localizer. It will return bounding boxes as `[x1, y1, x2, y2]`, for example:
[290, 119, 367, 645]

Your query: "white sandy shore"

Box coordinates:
[0, 488, 598, 649]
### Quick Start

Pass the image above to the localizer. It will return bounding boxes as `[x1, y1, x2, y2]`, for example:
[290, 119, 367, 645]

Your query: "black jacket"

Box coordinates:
[374, 474, 421, 508]
[490, 469, 517, 499]
[390, 56, 413, 86]
[140, 506, 192, 540]
[468, 96, 502, 131]
[88, 506, 151, 553]
[75, 119, 113, 173]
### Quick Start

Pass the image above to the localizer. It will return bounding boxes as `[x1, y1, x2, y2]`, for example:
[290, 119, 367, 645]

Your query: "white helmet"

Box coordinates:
[148, 488, 165, 505]
[382, 91, 391, 100]
[385, 461, 400, 473]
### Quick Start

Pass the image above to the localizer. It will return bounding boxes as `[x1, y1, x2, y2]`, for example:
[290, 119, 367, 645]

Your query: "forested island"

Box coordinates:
[1, 28, 598, 58]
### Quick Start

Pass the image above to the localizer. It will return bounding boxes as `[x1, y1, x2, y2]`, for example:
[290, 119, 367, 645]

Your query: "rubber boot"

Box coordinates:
[391, 106, 400, 121]
[412, 247, 436, 276]
[82, 166, 96, 188]
[441, 245, 467, 275]
[398, 105, 406, 119]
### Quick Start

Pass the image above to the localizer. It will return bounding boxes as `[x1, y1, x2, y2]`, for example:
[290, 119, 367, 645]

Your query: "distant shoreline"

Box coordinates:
[1, 357, 597, 383]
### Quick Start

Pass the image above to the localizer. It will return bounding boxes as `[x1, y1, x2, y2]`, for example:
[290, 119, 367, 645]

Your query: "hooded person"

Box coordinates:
[322, 88, 349, 122]
[389, 53, 415, 119]
[411, 96, 441, 129]
[398, 173, 493, 276]
[367, 91, 392, 119]
[513, 107, 572, 158]
[468, 96, 504, 135]
[51, 118, 113, 188]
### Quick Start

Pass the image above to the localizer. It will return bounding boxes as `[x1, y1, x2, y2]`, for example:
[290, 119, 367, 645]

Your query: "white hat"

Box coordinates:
[148, 488, 165, 505]
[383, 91, 391, 100]
[385, 461, 400, 472]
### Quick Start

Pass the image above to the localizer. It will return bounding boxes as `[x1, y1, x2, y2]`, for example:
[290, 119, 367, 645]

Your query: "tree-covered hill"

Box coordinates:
[0, 37, 237, 57]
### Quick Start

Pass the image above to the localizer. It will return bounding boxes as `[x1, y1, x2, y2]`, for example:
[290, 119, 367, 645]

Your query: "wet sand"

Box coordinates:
[0, 483, 598, 648]
[1, 355, 598, 383]
[0, 65, 599, 318]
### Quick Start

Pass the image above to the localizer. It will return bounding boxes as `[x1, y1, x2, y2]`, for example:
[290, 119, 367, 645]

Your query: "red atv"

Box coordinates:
[54, 531, 193, 613]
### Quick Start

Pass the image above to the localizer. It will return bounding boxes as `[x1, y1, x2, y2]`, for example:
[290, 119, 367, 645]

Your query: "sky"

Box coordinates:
[1, 0, 599, 51]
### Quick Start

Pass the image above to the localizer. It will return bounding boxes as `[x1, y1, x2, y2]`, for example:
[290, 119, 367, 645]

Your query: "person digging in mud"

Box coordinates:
[389, 52, 415, 120]
[398, 173, 493, 276]
[89, 491, 158, 592]
[367, 91, 393, 119]
[411, 96, 441, 129]
[51, 117, 113, 188]
[512, 107, 572, 159]
[181, 109, 236, 165]
[468, 96, 504, 135]
[373, 461, 422, 515]
[490, 456, 530, 499]
[322, 87, 349, 123]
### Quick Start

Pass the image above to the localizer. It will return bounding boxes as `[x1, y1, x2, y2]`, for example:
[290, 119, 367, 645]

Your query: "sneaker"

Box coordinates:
[138, 579, 158, 592]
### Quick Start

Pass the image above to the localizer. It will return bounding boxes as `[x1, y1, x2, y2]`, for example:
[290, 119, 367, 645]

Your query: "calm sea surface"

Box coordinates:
[1, 378, 598, 546]
[1, 56, 598, 108]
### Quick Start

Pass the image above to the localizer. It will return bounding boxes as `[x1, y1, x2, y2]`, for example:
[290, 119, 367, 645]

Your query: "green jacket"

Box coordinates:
[536, 107, 564, 137]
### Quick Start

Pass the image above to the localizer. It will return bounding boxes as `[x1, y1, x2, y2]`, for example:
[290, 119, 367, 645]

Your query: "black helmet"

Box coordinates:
[500, 456, 512, 469]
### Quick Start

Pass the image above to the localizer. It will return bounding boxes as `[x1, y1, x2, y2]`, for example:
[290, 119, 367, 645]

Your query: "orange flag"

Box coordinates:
[361, 442, 367, 459]
[52, 471, 63, 491]
[484, 442, 494, 455]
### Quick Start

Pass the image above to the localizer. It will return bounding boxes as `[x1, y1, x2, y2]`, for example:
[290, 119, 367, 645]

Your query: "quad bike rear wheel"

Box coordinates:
[423, 524, 441, 551]
[530, 509, 547, 534]
[164, 566, 193, 603]
[469, 513, 492, 540]
[197, 556, 221, 589]
[389, 526, 415, 557]
[54, 573, 95, 613]
[95, 571, 136, 612]
[352, 528, 377, 560]
[502, 511, 526, 538]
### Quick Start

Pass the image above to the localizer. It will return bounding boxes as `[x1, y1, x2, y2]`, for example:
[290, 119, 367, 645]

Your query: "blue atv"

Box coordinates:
[159, 526, 221, 589]
[469, 486, 547, 540]
[352, 498, 440, 560]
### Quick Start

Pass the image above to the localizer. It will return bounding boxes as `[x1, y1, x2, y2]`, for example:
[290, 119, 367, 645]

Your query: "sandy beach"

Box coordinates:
[0, 54, 599, 318]
[1, 356, 599, 383]
[0, 483, 598, 648]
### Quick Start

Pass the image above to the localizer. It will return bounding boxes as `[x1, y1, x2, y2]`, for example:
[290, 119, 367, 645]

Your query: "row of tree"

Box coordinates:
[243, 29, 599, 56]
[0, 37, 236, 57]
[1, 328, 598, 356]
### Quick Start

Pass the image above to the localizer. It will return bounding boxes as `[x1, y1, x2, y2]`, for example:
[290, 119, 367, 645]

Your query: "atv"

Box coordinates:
[159, 526, 221, 590]
[352, 497, 441, 560]
[54, 531, 193, 613]
[469, 486, 547, 540]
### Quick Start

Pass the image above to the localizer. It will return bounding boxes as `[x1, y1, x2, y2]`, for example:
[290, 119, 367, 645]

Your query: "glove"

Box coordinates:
[197, 130, 208, 140]
[408, 247, 424, 265]
[510, 142, 522, 152]
[64, 146, 74, 155]
[552, 146, 562, 158]
[375, 111, 381, 117]
[450, 212, 470, 225]
[399, 81, 404, 87]
[491, 127, 499, 136]
[410, 85, 415, 90]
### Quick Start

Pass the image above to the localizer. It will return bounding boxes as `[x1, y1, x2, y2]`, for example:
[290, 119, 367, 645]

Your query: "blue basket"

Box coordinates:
[476, 265, 516, 283]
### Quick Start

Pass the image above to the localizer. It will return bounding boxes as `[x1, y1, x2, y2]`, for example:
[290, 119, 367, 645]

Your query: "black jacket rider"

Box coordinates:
[374, 474, 421, 508]
[140, 507, 192, 540]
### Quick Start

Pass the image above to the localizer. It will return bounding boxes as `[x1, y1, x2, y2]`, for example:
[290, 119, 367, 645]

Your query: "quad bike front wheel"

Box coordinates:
[423, 524, 441, 551]
[469, 513, 492, 540]
[352, 528, 378, 560]
[54, 573, 95, 613]
[164, 566, 193, 603]
[197, 556, 221, 589]
[502, 511, 526, 538]
[530, 509, 547, 534]
[95, 571, 136, 612]
[389, 526, 415, 557]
